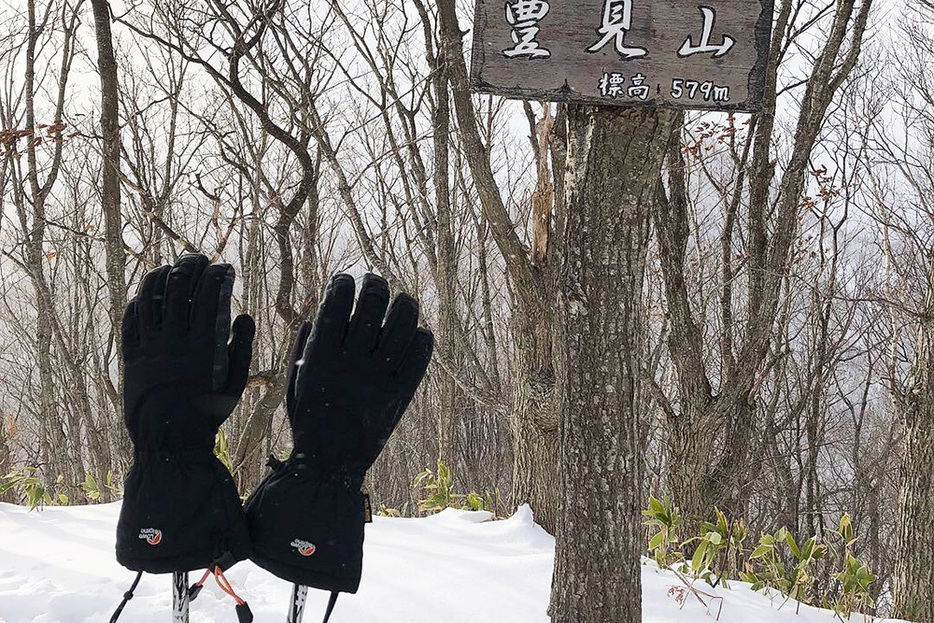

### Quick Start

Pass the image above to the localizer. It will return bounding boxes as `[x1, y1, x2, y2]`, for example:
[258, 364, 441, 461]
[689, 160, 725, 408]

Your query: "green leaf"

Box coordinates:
[784, 530, 800, 558]
[839, 512, 852, 541]
[412, 470, 432, 487]
[800, 536, 813, 560]
[691, 541, 707, 572]
[715, 508, 728, 533]
[417, 492, 447, 512]
[440, 461, 455, 490]
[750, 543, 772, 559]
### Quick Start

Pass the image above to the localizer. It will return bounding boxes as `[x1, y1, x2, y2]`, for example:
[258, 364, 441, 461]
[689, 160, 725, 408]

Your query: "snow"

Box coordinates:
[0, 502, 912, 623]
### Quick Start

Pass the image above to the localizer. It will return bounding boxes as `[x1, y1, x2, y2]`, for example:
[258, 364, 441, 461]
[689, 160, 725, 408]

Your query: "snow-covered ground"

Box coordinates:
[0, 502, 911, 623]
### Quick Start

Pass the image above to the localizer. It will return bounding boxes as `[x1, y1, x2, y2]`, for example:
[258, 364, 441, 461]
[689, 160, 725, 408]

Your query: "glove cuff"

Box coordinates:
[245, 461, 366, 593]
[116, 455, 250, 574]
[249, 548, 362, 593]
[270, 452, 366, 491]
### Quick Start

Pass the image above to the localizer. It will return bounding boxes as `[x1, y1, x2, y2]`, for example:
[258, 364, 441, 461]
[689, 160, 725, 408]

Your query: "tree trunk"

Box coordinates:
[550, 105, 676, 623]
[0, 424, 9, 501]
[667, 390, 757, 527]
[90, 0, 127, 464]
[23, 0, 71, 491]
[511, 306, 558, 531]
[433, 63, 460, 473]
[234, 373, 289, 487]
[652, 0, 872, 528]
[894, 266, 934, 623]
[435, 0, 562, 529]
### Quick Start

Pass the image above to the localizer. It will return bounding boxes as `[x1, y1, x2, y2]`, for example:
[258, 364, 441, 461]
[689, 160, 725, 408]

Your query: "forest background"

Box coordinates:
[0, 0, 932, 620]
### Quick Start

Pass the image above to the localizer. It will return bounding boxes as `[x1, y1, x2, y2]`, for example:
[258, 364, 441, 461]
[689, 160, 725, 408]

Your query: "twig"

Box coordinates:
[670, 568, 725, 621]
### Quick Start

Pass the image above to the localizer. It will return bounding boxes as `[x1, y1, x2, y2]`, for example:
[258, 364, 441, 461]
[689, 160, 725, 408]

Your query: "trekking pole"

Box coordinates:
[287, 584, 308, 623]
[173, 572, 190, 623]
[289, 585, 341, 623]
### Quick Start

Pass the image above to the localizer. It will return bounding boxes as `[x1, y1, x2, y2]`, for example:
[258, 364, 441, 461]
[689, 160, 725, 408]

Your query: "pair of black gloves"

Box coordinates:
[114, 255, 432, 603]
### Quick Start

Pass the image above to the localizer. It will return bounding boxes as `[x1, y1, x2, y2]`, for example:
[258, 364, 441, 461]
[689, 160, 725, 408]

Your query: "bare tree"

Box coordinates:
[438, 0, 562, 531]
[88, 0, 125, 442]
[652, 0, 873, 526]
[5, 0, 85, 493]
[551, 105, 677, 623]
[861, 4, 934, 619]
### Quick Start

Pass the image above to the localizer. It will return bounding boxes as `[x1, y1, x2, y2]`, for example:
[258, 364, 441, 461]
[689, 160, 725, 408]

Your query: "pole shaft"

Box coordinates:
[287, 584, 308, 623]
[172, 572, 189, 623]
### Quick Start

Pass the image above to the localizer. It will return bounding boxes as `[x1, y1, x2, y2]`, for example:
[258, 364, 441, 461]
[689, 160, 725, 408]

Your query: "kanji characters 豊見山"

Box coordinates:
[678, 6, 735, 57]
[587, 0, 647, 60]
[502, 0, 552, 58]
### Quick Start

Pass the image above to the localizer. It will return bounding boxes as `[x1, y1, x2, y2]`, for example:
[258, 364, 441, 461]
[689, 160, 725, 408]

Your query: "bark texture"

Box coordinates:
[894, 267, 934, 623]
[437, 0, 561, 530]
[89, 0, 127, 461]
[511, 307, 558, 529]
[550, 105, 676, 623]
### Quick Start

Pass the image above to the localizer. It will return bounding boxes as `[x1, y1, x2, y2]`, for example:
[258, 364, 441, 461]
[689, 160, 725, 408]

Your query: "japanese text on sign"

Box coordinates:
[470, 0, 772, 111]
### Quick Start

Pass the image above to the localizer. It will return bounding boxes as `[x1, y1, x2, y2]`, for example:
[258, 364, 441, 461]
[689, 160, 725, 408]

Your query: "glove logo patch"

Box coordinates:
[290, 538, 316, 556]
[138, 528, 163, 545]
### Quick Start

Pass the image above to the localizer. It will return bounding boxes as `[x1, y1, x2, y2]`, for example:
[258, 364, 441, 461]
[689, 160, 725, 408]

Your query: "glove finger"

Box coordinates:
[300, 274, 355, 383]
[196, 264, 236, 390]
[163, 254, 210, 333]
[286, 320, 312, 415]
[221, 314, 255, 399]
[191, 263, 235, 336]
[121, 298, 140, 360]
[345, 273, 390, 353]
[375, 293, 419, 371]
[135, 265, 171, 336]
[364, 328, 432, 464]
[396, 327, 434, 395]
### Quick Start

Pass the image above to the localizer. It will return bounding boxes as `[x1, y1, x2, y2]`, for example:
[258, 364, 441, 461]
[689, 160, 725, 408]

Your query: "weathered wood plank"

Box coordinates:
[469, 0, 773, 111]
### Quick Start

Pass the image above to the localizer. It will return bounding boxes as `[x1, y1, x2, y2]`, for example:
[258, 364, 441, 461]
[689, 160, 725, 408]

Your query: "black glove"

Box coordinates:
[245, 273, 433, 593]
[116, 254, 255, 574]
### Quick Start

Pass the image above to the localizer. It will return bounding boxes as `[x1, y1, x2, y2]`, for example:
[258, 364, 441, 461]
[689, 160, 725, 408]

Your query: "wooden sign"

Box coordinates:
[469, 0, 773, 111]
